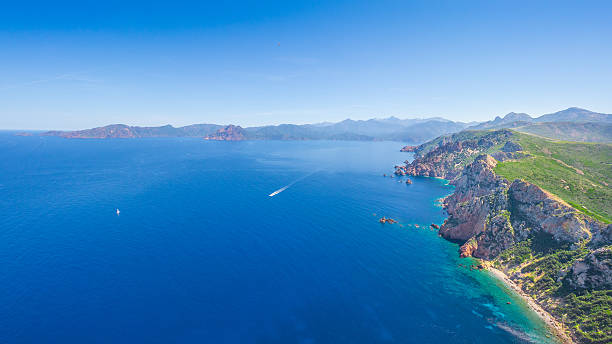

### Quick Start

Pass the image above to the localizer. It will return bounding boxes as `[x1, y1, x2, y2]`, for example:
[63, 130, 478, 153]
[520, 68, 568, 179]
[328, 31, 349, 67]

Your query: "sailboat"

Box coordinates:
[116, 208, 120, 215]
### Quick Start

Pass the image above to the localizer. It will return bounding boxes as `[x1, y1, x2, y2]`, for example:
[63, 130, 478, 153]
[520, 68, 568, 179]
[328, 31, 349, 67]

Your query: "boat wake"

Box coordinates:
[268, 171, 318, 197]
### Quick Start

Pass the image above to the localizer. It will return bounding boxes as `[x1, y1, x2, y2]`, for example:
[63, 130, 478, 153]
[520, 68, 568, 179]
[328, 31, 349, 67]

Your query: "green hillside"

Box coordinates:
[515, 122, 612, 143]
[494, 133, 612, 223]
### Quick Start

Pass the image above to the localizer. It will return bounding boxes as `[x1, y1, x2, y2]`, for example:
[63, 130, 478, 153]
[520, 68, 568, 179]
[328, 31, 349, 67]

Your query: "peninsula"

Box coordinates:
[396, 129, 612, 343]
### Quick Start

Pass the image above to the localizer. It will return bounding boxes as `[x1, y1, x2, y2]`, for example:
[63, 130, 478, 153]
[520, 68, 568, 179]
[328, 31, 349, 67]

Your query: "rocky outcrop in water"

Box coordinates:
[379, 217, 397, 224]
[400, 145, 418, 152]
[204, 125, 247, 141]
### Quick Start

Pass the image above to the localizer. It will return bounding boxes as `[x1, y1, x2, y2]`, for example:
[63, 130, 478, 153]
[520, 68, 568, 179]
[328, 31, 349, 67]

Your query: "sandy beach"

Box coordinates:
[487, 267, 574, 344]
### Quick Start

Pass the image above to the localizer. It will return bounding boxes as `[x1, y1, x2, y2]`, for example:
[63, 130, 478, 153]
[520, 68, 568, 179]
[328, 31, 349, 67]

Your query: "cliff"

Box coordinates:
[399, 129, 612, 343]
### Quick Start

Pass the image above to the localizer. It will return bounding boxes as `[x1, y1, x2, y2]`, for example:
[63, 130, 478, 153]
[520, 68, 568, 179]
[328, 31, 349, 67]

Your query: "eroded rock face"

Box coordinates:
[404, 130, 514, 180]
[433, 154, 605, 260]
[508, 180, 592, 245]
[565, 247, 612, 290]
[460, 239, 478, 258]
[399, 130, 610, 261]
[394, 165, 407, 176]
[404, 140, 478, 180]
[439, 155, 510, 247]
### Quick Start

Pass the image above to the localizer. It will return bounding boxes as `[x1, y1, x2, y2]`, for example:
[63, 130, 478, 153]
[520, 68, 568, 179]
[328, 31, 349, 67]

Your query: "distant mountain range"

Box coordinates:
[39, 107, 612, 143]
[42, 123, 224, 139]
[466, 107, 612, 143]
[468, 107, 612, 130]
[42, 116, 472, 143]
[514, 122, 612, 143]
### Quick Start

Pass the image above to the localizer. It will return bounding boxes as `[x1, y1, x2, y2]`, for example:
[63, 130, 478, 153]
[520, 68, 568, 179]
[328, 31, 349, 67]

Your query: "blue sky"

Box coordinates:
[1, 0, 611, 129]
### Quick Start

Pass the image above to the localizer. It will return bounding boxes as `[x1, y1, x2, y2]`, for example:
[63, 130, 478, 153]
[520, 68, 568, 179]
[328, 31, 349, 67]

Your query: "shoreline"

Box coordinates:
[486, 266, 574, 344]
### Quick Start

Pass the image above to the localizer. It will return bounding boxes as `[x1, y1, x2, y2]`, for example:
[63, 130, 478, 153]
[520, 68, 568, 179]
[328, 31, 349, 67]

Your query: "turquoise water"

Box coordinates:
[0, 134, 556, 343]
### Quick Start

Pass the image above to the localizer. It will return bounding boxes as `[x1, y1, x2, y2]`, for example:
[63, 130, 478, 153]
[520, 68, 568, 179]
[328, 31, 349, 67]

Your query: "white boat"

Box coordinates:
[116, 208, 120, 215]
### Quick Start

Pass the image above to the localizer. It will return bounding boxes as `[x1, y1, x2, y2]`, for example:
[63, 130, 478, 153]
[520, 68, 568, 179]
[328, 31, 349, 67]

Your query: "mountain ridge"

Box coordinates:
[469, 107, 612, 131]
[38, 107, 612, 143]
[41, 116, 471, 143]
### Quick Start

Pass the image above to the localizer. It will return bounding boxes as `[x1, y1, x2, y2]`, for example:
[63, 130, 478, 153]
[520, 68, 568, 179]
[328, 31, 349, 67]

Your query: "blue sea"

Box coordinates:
[0, 133, 557, 343]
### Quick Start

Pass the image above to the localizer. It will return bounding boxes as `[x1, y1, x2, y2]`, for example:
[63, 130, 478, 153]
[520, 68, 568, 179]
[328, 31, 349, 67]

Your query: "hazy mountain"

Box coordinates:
[469, 112, 533, 130]
[387, 121, 469, 142]
[534, 107, 612, 123]
[468, 107, 612, 131]
[463, 107, 612, 143]
[42, 124, 223, 139]
[514, 122, 612, 143]
[42, 117, 471, 143]
[243, 117, 470, 142]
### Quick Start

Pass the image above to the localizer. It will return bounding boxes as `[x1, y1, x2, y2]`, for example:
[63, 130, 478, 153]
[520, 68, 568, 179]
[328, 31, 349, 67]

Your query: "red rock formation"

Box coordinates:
[398, 130, 610, 260]
[400, 145, 418, 152]
[204, 125, 247, 141]
[394, 165, 407, 176]
[459, 240, 477, 257]
[379, 217, 397, 224]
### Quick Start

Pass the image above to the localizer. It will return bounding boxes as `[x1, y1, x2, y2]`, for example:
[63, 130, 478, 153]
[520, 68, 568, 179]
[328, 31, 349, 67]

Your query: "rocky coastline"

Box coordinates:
[397, 129, 611, 343]
[487, 266, 574, 343]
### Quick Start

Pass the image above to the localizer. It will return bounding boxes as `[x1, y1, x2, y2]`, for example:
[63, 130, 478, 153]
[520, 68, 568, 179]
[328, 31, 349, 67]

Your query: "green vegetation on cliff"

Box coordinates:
[406, 128, 612, 343]
[556, 291, 612, 344]
[490, 132, 612, 343]
[515, 122, 612, 143]
[494, 236, 611, 343]
[494, 133, 612, 223]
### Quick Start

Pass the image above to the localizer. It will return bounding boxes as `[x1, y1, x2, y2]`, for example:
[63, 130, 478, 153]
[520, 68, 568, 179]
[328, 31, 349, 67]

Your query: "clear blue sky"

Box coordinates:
[1, 0, 611, 129]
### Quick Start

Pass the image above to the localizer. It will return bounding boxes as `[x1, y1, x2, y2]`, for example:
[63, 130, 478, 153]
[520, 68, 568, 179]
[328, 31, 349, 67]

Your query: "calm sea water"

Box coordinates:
[0, 133, 556, 343]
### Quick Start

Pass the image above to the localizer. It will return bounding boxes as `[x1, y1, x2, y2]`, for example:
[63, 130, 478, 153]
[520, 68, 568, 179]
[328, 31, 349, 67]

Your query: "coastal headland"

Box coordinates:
[396, 129, 612, 344]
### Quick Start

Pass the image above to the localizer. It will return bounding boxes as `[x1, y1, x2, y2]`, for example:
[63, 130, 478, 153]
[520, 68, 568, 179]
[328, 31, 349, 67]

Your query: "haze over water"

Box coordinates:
[0, 134, 556, 343]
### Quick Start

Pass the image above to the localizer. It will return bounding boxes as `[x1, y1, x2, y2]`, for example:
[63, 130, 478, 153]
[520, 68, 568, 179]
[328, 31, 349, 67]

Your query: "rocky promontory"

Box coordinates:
[398, 129, 612, 343]
[203, 125, 247, 141]
[400, 145, 418, 152]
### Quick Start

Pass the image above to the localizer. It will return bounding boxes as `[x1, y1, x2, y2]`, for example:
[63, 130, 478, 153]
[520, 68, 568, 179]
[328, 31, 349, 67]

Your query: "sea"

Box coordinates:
[0, 133, 557, 343]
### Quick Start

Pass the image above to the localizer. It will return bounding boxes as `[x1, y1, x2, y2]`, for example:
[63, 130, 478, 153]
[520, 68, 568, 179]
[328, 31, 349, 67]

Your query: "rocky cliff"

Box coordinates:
[564, 246, 612, 291]
[400, 130, 610, 259]
[440, 155, 606, 260]
[399, 129, 612, 343]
